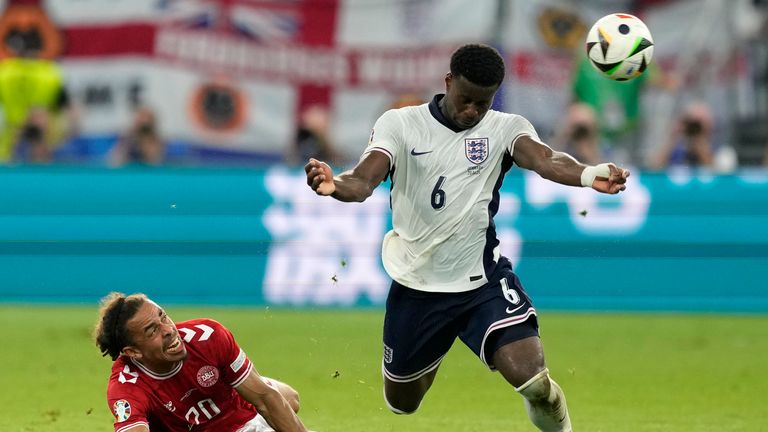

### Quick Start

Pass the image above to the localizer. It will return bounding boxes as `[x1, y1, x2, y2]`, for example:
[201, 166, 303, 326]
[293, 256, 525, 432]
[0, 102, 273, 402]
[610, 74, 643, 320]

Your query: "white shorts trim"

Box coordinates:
[479, 307, 537, 368]
[382, 354, 445, 383]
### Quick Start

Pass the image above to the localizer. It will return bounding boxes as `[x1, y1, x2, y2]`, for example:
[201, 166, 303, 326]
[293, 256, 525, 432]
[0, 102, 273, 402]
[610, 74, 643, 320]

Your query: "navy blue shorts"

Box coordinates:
[381, 257, 538, 383]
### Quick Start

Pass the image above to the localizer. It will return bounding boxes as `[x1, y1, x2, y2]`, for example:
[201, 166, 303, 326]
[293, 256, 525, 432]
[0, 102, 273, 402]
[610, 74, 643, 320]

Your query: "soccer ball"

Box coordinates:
[585, 13, 654, 81]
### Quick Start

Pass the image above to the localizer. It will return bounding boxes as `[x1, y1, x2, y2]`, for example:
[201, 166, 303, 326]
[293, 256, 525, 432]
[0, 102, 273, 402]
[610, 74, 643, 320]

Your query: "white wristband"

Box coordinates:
[580, 163, 611, 187]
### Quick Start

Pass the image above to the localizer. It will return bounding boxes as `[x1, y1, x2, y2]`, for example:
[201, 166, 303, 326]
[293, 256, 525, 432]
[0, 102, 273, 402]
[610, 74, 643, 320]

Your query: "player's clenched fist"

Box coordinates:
[305, 158, 336, 195]
[582, 163, 630, 194]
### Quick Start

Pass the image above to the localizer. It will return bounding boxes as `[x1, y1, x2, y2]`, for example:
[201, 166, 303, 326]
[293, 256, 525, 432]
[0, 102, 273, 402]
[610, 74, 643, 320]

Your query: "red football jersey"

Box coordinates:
[107, 318, 258, 432]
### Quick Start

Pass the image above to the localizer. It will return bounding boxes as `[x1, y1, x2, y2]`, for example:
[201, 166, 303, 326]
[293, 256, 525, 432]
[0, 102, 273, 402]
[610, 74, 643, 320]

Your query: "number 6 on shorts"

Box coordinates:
[500, 277, 520, 305]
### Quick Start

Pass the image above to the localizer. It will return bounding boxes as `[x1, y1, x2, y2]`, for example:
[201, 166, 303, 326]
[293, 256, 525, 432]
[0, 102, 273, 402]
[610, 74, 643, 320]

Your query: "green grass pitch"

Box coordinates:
[0, 305, 765, 431]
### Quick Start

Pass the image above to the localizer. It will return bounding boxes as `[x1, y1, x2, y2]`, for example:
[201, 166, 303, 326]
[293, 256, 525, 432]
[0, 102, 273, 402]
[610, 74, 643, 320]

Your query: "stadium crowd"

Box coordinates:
[0, 0, 766, 169]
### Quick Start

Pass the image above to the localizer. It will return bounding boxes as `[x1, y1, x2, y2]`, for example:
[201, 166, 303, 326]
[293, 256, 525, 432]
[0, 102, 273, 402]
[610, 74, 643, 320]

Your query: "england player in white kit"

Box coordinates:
[372, 95, 538, 293]
[306, 44, 629, 432]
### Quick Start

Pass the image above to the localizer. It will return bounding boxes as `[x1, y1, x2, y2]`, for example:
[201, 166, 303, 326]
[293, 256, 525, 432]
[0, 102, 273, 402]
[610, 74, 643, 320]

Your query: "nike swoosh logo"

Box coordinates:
[506, 304, 525, 314]
[410, 148, 433, 156]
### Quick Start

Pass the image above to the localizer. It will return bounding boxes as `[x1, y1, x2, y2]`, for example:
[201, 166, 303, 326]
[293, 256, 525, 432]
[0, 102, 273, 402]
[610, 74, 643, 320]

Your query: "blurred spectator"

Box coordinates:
[289, 104, 338, 165]
[0, 39, 76, 163]
[109, 107, 165, 166]
[650, 101, 737, 172]
[14, 108, 53, 163]
[551, 102, 603, 165]
[571, 52, 677, 165]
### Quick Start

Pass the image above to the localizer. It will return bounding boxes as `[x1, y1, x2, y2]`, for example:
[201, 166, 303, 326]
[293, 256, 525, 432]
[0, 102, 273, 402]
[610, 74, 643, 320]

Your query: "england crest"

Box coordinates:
[383, 344, 393, 364]
[465, 138, 489, 164]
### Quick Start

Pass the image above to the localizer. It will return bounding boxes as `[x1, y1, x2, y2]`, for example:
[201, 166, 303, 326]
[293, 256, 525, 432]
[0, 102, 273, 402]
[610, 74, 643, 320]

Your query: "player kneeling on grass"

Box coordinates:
[306, 43, 631, 432]
[94, 292, 308, 432]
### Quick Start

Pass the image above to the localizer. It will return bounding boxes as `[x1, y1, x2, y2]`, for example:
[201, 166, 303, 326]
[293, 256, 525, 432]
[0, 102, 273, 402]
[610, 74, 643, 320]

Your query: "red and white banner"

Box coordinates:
[30, 0, 495, 159]
[1, 0, 752, 161]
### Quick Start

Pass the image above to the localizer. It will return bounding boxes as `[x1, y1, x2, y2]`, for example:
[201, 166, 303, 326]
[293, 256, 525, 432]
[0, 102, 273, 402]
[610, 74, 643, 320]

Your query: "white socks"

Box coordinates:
[515, 369, 572, 432]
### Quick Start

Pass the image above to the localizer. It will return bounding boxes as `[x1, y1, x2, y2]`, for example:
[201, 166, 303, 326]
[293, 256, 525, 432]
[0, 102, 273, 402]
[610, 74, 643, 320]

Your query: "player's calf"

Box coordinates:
[515, 368, 572, 432]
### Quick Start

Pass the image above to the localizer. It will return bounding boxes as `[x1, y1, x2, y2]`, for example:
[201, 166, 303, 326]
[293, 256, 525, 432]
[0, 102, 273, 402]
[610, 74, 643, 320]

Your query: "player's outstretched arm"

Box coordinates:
[512, 135, 629, 194]
[236, 370, 308, 432]
[304, 151, 390, 202]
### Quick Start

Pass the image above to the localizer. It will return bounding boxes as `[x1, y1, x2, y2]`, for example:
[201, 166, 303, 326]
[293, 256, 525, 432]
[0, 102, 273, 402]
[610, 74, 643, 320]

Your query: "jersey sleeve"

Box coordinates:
[187, 319, 254, 388]
[362, 109, 403, 167]
[507, 114, 541, 155]
[107, 374, 151, 432]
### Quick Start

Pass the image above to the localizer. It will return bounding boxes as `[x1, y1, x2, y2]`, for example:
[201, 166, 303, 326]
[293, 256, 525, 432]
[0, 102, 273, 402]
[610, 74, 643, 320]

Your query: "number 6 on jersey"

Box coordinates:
[431, 176, 447, 210]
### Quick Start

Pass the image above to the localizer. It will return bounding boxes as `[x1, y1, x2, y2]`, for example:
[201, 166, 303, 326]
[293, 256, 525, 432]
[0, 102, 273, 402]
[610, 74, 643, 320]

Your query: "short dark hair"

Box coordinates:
[94, 292, 148, 360]
[450, 44, 505, 87]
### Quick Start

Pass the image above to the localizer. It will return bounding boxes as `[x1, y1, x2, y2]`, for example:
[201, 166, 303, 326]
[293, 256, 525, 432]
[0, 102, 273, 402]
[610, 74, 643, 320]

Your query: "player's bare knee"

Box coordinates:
[515, 369, 552, 403]
[383, 388, 420, 415]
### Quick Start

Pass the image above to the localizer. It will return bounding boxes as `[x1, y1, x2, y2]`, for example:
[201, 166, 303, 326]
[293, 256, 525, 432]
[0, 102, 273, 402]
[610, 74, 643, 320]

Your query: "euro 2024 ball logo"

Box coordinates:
[113, 400, 131, 422]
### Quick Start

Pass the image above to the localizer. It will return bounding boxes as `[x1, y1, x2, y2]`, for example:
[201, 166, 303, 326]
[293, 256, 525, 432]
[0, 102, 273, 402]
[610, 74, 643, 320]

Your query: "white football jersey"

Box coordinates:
[364, 95, 540, 293]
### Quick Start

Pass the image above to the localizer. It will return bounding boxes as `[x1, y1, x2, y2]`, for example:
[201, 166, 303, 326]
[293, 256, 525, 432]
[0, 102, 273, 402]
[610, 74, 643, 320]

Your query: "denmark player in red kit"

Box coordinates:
[94, 292, 308, 432]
